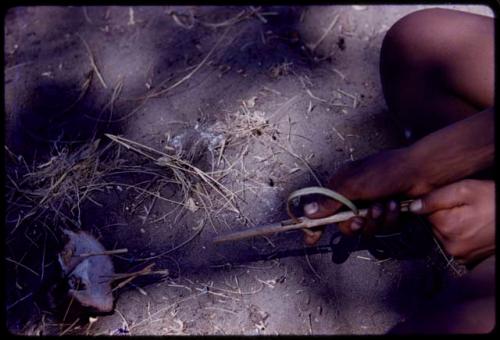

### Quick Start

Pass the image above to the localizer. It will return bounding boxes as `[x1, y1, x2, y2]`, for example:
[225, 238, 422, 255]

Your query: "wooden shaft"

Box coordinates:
[213, 201, 412, 244]
[213, 209, 369, 244]
[77, 248, 129, 257]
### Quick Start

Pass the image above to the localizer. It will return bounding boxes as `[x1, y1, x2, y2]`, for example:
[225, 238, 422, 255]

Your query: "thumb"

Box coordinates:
[303, 198, 343, 219]
[409, 182, 466, 215]
[302, 199, 343, 246]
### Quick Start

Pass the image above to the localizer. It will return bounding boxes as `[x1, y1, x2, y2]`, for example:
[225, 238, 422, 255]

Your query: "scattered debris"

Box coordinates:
[269, 60, 293, 78]
[249, 304, 269, 331]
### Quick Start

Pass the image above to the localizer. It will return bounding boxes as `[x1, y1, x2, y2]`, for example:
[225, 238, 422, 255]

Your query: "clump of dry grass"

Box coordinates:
[4, 139, 127, 335]
[4, 138, 181, 335]
[211, 101, 279, 148]
[105, 133, 243, 230]
[5, 140, 121, 237]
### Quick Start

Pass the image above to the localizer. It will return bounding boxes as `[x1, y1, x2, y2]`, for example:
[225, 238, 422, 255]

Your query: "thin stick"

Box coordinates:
[203, 306, 237, 315]
[63, 280, 79, 323]
[5, 257, 40, 277]
[305, 252, 322, 281]
[6, 292, 33, 311]
[41, 232, 47, 282]
[125, 220, 205, 262]
[78, 35, 108, 89]
[433, 237, 461, 275]
[111, 263, 156, 292]
[305, 89, 328, 103]
[307, 14, 339, 52]
[332, 126, 345, 142]
[60, 318, 80, 336]
[213, 201, 412, 243]
[77, 248, 128, 257]
[336, 88, 358, 108]
[249, 6, 267, 23]
[147, 27, 229, 98]
[62, 71, 93, 114]
[115, 309, 131, 335]
[82, 7, 93, 24]
[110, 269, 169, 280]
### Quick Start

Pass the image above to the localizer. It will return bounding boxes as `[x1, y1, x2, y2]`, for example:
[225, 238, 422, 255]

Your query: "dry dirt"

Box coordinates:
[4, 4, 493, 335]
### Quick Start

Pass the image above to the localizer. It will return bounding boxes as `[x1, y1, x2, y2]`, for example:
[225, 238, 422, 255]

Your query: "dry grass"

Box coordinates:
[4, 139, 120, 237]
[105, 133, 241, 222]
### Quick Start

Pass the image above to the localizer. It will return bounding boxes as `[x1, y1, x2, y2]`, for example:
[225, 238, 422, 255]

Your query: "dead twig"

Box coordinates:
[307, 14, 339, 52]
[5, 257, 39, 277]
[77, 248, 128, 258]
[6, 292, 33, 311]
[78, 34, 108, 89]
[120, 220, 205, 262]
[147, 27, 230, 99]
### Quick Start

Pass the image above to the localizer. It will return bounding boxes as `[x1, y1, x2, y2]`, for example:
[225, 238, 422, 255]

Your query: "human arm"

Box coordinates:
[303, 107, 494, 245]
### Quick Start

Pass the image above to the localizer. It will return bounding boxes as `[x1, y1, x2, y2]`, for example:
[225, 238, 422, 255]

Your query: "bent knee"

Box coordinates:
[382, 8, 464, 66]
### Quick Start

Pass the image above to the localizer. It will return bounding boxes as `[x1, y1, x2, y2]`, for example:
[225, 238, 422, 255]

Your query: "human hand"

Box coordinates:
[302, 148, 431, 245]
[409, 179, 495, 265]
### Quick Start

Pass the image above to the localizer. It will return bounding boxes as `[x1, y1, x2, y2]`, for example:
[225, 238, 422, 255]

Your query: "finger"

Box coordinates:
[363, 203, 385, 236]
[303, 227, 324, 246]
[382, 200, 400, 232]
[338, 216, 365, 236]
[303, 199, 343, 219]
[409, 182, 468, 215]
[303, 199, 342, 245]
[428, 210, 451, 240]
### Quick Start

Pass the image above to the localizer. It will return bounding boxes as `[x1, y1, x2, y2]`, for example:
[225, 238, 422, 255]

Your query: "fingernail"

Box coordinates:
[389, 200, 397, 211]
[404, 128, 412, 140]
[372, 205, 383, 219]
[410, 199, 422, 212]
[304, 202, 319, 215]
[351, 219, 363, 231]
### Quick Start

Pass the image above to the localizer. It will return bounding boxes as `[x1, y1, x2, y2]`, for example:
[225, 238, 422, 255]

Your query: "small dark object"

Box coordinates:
[337, 37, 346, 51]
[268, 178, 275, 187]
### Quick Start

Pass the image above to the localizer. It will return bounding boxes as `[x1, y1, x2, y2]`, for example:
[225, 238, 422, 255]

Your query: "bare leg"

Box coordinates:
[380, 8, 494, 140]
[380, 8, 495, 334]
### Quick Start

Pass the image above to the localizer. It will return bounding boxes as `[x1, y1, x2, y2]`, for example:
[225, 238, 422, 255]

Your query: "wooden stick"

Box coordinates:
[77, 248, 128, 257]
[213, 202, 412, 244]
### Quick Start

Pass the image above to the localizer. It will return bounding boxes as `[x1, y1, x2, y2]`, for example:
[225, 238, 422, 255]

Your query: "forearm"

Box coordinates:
[405, 107, 494, 195]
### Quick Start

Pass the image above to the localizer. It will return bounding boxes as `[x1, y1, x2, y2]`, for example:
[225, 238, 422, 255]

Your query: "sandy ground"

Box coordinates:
[4, 4, 493, 335]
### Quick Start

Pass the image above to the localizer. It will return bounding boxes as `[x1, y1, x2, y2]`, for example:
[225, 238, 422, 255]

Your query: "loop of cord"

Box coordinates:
[286, 186, 358, 222]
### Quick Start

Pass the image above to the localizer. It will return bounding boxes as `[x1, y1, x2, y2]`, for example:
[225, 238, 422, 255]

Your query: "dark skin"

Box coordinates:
[301, 8, 494, 333]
